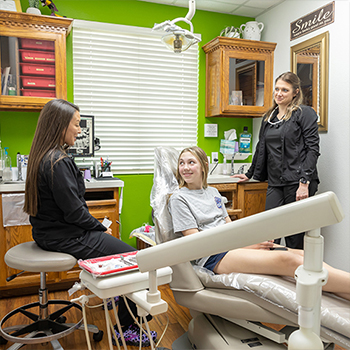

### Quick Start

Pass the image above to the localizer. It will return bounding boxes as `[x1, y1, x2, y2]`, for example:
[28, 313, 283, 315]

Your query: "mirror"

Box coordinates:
[291, 31, 329, 132]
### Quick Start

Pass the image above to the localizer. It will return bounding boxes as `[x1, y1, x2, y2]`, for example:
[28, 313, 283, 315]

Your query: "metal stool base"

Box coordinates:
[0, 300, 87, 347]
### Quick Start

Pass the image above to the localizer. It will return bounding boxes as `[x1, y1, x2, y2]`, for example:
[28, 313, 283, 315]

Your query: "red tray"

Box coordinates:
[20, 63, 55, 76]
[20, 38, 55, 51]
[21, 76, 56, 89]
[21, 89, 56, 97]
[79, 251, 139, 277]
[19, 49, 55, 64]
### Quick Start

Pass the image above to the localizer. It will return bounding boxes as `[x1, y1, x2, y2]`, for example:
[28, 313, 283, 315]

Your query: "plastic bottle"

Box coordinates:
[239, 126, 252, 153]
[3, 147, 12, 182]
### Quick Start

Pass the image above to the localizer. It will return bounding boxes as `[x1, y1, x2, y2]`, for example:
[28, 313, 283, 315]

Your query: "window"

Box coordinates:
[72, 20, 199, 174]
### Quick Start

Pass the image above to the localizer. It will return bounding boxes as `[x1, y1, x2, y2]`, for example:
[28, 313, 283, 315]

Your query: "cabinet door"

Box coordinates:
[203, 37, 276, 118]
[0, 10, 72, 111]
[238, 182, 268, 217]
[86, 199, 119, 239]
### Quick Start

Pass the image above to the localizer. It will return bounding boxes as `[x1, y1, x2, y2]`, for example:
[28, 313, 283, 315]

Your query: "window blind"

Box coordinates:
[72, 20, 199, 174]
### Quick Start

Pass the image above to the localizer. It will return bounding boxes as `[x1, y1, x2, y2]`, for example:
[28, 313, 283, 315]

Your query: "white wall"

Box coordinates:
[255, 0, 350, 271]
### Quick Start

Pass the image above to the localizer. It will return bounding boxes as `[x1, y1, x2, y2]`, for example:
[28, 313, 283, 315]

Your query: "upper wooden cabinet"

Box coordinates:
[202, 37, 276, 118]
[0, 10, 73, 111]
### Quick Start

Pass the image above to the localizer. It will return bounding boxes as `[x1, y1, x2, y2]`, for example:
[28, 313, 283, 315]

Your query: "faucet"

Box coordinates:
[237, 164, 246, 174]
[17, 152, 23, 181]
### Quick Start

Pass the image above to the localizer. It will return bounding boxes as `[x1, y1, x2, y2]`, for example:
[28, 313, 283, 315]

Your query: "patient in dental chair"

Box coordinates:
[168, 146, 350, 301]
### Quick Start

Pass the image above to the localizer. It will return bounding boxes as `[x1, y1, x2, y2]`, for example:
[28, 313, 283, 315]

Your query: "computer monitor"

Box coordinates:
[68, 115, 95, 158]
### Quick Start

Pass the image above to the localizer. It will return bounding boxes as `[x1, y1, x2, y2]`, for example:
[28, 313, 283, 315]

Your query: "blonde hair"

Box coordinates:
[264, 71, 303, 122]
[176, 146, 209, 189]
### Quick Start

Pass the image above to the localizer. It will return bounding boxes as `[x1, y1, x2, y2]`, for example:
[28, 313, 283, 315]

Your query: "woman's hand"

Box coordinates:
[105, 228, 113, 235]
[296, 183, 309, 201]
[243, 240, 274, 250]
[232, 174, 249, 182]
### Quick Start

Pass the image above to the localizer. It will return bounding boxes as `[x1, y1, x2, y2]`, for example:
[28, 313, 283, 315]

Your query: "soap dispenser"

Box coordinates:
[3, 147, 12, 182]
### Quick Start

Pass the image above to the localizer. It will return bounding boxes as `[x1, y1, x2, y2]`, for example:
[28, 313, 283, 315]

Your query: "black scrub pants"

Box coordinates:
[265, 180, 318, 249]
[35, 230, 150, 330]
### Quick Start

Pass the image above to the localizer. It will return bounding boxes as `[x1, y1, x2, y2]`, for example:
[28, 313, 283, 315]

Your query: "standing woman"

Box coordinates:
[24, 99, 156, 347]
[234, 72, 320, 249]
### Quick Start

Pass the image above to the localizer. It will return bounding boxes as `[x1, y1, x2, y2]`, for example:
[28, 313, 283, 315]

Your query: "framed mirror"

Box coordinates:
[291, 31, 329, 132]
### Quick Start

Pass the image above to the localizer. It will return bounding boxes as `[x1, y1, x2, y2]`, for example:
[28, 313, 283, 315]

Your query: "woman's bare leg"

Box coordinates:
[214, 249, 350, 300]
[214, 249, 302, 277]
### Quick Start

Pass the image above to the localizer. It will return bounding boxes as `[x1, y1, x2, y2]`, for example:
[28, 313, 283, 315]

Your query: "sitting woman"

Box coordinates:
[168, 146, 350, 301]
[24, 99, 156, 347]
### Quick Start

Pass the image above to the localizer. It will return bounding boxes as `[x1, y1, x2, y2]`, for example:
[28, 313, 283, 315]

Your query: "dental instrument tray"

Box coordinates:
[78, 251, 138, 277]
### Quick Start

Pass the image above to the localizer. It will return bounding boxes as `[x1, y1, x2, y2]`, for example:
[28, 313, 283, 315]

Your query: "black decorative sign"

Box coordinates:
[290, 2, 334, 41]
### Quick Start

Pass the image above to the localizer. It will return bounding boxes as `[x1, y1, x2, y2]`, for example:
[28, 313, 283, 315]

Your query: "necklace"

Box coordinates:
[267, 107, 286, 125]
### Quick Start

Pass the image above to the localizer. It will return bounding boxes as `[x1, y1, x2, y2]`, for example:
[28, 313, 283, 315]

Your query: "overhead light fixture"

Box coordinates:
[153, 0, 201, 54]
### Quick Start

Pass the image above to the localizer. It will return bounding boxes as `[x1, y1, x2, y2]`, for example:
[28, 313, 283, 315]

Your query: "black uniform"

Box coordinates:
[30, 149, 140, 328]
[246, 105, 320, 249]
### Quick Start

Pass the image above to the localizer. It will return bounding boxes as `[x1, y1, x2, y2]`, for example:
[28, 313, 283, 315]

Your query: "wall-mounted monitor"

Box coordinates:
[68, 115, 94, 158]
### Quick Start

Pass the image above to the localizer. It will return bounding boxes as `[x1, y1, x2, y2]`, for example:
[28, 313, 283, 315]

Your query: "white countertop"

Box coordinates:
[0, 178, 124, 193]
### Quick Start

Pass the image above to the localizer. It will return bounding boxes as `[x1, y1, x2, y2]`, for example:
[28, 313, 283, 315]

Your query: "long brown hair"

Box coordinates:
[264, 71, 303, 122]
[24, 99, 80, 216]
[176, 146, 209, 189]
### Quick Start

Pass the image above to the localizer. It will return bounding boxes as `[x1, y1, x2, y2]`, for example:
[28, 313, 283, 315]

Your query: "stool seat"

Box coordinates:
[5, 241, 77, 272]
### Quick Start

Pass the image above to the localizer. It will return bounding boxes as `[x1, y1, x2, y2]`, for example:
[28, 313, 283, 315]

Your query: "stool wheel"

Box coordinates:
[0, 335, 8, 345]
[93, 329, 104, 342]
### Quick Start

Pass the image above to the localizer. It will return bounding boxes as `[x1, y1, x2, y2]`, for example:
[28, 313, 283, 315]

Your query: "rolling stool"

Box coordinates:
[0, 242, 103, 349]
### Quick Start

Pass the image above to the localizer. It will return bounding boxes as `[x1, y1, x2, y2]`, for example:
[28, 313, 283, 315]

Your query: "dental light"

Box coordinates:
[153, 0, 201, 53]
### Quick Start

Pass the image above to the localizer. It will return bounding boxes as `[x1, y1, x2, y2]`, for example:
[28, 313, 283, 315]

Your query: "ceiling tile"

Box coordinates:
[244, 0, 281, 9]
[233, 6, 264, 17]
[192, 0, 240, 14]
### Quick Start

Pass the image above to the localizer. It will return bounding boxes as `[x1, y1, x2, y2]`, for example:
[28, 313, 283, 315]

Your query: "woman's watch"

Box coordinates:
[299, 178, 310, 185]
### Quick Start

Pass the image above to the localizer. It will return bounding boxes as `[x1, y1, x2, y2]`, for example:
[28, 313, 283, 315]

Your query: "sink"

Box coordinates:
[208, 174, 239, 184]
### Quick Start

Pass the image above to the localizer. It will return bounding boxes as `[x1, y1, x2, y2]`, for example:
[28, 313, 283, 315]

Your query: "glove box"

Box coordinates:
[19, 49, 55, 63]
[19, 38, 55, 51]
[20, 63, 55, 76]
[21, 76, 56, 89]
[21, 89, 56, 97]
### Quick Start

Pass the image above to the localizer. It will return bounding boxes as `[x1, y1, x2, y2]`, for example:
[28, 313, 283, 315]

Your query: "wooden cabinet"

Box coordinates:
[202, 37, 276, 118]
[211, 181, 268, 220]
[0, 186, 121, 296]
[0, 10, 72, 111]
[237, 182, 268, 217]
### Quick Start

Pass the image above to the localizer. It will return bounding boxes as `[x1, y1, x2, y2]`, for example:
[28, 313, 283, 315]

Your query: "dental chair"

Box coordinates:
[137, 147, 350, 350]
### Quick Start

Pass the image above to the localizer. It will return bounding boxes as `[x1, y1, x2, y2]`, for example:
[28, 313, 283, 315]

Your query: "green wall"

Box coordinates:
[4, 0, 254, 246]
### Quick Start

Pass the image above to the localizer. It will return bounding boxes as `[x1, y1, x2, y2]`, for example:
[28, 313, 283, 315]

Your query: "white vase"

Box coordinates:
[240, 21, 264, 41]
[26, 7, 41, 15]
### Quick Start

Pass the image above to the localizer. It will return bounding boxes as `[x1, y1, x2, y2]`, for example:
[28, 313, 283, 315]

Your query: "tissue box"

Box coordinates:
[220, 139, 237, 155]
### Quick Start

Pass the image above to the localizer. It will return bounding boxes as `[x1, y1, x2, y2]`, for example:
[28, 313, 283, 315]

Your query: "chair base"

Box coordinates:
[0, 299, 102, 349]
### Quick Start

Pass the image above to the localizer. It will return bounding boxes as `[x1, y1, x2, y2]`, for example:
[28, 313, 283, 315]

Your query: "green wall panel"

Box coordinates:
[8, 0, 254, 245]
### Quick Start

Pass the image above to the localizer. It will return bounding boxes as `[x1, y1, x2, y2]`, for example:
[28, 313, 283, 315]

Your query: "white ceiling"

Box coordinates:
[138, 0, 285, 17]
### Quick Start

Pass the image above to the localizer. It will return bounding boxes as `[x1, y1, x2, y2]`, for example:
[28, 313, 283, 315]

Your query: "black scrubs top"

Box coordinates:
[265, 113, 299, 187]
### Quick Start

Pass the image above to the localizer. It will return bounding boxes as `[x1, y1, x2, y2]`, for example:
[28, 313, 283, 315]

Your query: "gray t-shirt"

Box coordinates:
[168, 186, 228, 267]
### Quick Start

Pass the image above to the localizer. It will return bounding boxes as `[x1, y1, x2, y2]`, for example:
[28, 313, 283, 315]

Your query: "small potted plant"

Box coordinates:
[26, 0, 41, 15]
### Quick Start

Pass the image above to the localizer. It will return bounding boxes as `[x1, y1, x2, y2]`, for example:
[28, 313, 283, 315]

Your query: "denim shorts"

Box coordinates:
[204, 252, 228, 272]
